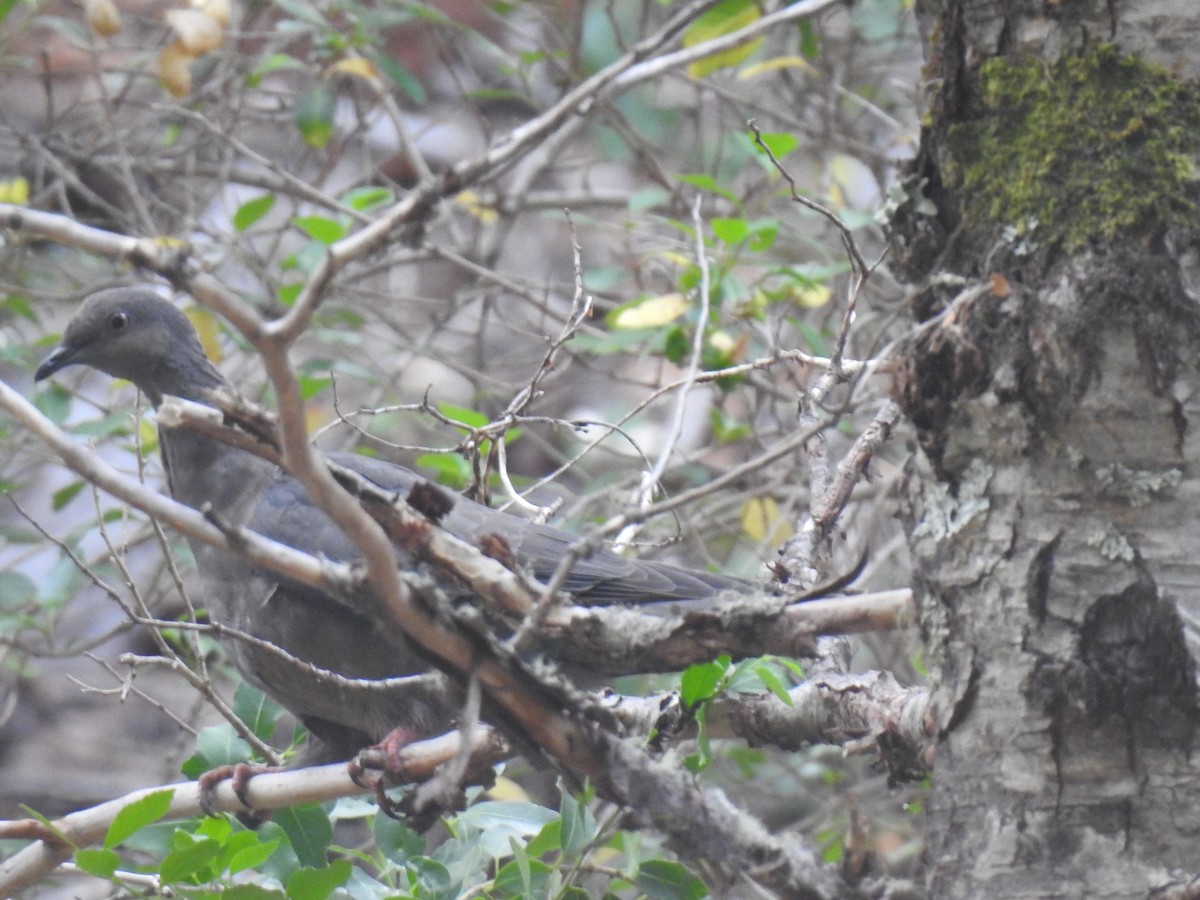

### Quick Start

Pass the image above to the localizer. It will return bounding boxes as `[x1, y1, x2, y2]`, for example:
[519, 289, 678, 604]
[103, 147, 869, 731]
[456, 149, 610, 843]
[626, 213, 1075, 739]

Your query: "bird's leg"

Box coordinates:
[198, 762, 283, 826]
[348, 727, 421, 818]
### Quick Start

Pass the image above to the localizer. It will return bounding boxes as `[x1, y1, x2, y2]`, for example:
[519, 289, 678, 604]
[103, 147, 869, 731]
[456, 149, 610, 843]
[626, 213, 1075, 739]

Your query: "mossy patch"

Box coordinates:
[948, 44, 1200, 253]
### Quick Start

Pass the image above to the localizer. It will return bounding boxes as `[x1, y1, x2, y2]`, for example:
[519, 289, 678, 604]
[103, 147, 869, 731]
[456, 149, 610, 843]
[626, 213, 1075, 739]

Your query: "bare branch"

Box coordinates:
[0, 728, 511, 897]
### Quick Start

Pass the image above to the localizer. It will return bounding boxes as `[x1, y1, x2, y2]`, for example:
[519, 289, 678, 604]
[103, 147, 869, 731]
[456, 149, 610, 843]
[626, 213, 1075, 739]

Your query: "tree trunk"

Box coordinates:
[894, 2, 1200, 895]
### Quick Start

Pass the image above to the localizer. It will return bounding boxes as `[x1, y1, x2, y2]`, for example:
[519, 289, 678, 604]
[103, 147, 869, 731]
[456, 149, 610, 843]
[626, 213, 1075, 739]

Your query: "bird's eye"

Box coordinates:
[109, 311, 129, 331]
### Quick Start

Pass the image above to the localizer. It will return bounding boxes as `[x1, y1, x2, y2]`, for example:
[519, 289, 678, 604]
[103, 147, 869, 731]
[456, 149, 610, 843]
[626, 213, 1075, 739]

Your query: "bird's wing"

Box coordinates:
[330, 452, 751, 605]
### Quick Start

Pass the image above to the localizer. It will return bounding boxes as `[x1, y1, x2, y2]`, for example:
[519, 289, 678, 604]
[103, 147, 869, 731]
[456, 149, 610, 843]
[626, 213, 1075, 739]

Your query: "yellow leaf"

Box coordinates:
[304, 404, 325, 436]
[825, 180, 845, 209]
[794, 283, 831, 309]
[184, 306, 222, 363]
[484, 776, 530, 803]
[0, 177, 29, 205]
[828, 153, 880, 210]
[738, 56, 815, 80]
[166, 8, 224, 54]
[684, 1, 762, 79]
[327, 57, 380, 82]
[688, 38, 763, 79]
[708, 329, 735, 353]
[85, 0, 122, 36]
[611, 293, 689, 329]
[454, 191, 499, 225]
[645, 250, 692, 269]
[158, 41, 194, 97]
[740, 497, 793, 548]
[139, 416, 159, 453]
[191, 0, 230, 28]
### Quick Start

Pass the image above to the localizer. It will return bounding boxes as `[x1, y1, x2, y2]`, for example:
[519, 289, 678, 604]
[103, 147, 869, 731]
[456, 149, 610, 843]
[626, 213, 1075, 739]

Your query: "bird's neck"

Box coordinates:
[146, 346, 228, 407]
[158, 415, 276, 515]
[151, 349, 276, 514]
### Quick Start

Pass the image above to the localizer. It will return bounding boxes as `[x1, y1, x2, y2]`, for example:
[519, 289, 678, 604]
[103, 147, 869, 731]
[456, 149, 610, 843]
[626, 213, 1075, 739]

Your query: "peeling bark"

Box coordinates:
[896, 1, 1200, 895]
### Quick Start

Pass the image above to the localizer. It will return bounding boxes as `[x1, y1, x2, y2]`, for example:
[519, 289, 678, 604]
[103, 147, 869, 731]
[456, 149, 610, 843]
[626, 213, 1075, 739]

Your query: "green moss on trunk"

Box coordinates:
[949, 44, 1200, 252]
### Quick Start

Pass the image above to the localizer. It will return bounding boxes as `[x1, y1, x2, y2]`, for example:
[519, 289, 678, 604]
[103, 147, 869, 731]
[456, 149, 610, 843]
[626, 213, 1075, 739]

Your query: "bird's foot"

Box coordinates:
[198, 762, 281, 827]
[348, 727, 419, 818]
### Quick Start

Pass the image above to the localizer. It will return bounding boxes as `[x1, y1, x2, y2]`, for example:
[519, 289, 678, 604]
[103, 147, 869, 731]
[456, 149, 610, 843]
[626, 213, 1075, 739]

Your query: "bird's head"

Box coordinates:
[36, 287, 225, 406]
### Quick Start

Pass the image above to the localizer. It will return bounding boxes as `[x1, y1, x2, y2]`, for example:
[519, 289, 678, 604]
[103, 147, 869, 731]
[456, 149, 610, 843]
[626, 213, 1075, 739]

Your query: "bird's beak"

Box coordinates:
[35, 343, 77, 382]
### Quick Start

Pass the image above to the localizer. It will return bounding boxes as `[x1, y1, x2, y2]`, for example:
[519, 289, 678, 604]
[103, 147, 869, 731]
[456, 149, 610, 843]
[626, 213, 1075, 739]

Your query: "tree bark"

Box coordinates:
[895, 2, 1200, 896]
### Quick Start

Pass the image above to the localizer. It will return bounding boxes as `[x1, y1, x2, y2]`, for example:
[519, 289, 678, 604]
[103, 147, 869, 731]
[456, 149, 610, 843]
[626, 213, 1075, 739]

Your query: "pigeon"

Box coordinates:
[36, 286, 752, 761]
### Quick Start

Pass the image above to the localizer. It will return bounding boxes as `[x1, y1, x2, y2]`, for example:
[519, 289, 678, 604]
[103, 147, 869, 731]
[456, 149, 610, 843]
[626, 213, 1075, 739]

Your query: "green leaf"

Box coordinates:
[3, 293, 35, 321]
[571, 327, 664, 356]
[798, 19, 820, 59]
[754, 130, 799, 160]
[796, 321, 829, 357]
[36, 555, 85, 608]
[286, 859, 351, 900]
[270, 0, 328, 28]
[681, 658, 729, 709]
[674, 172, 737, 202]
[194, 723, 253, 768]
[278, 282, 304, 306]
[663, 326, 690, 365]
[415, 453, 470, 490]
[754, 663, 793, 705]
[525, 819, 561, 858]
[36, 383, 72, 426]
[559, 783, 594, 855]
[234, 194, 276, 231]
[293, 215, 345, 244]
[341, 186, 394, 212]
[253, 821, 304, 883]
[72, 411, 134, 438]
[684, 700, 713, 774]
[250, 52, 305, 85]
[74, 848, 121, 878]
[0, 572, 37, 608]
[635, 859, 710, 899]
[159, 837, 222, 883]
[299, 374, 331, 400]
[456, 801, 558, 860]
[275, 804, 333, 869]
[221, 831, 281, 874]
[233, 682, 286, 740]
[821, 829, 844, 863]
[493, 858, 554, 896]
[582, 265, 628, 292]
[51, 480, 85, 511]
[104, 789, 174, 849]
[509, 835, 532, 892]
[0, 524, 41, 543]
[709, 408, 749, 444]
[438, 402, 489, 430]
[407, 856, 453, 894]
[779, 657, 806, 680]
[711, 217, 749, 244]
[455, 800, 558, 835]
[294, 83, 336, 148]
[373, 812, 425, 863]
[224, 885, 285, 900]
[683, 0, 762, 79]
[367, 47, 426, 104]
[629, 187, 671, 213]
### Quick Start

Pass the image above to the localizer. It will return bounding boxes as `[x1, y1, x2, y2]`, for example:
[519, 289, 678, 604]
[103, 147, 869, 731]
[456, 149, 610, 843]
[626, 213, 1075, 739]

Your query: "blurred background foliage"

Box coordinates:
[0, 0, 923, 896]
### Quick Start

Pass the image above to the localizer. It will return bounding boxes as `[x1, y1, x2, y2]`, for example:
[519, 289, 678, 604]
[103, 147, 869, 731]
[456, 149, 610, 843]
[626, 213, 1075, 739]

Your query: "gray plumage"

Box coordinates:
[37, 287, 750, 759]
